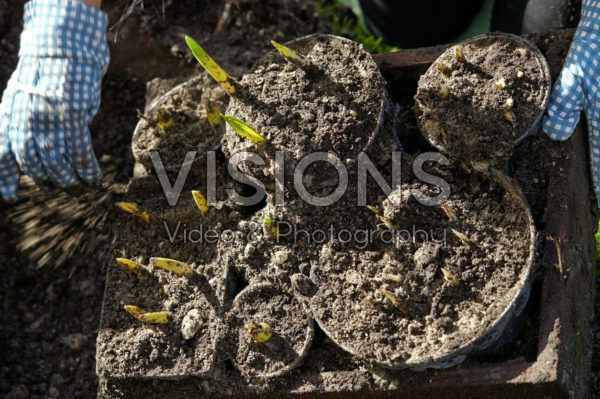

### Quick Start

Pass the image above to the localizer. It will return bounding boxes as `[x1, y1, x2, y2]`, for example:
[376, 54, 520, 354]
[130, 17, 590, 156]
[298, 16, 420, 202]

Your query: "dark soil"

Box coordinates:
[222, 34, 388, 197]
[223, 283, 313, 380]
[415, 33, 548, 168]
[132, 75, 227, 176]
[308, 158, 532, 368]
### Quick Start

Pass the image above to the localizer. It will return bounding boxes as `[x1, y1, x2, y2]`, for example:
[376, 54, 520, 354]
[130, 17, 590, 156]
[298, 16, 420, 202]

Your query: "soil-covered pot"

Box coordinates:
[221, 34, 389, 199]
[415, 33, 551, 168]
[132, 75, 227, 178]
[223, 283, 314, 380]
[306, 159, 536, 370]
[97, 177, 240, 379]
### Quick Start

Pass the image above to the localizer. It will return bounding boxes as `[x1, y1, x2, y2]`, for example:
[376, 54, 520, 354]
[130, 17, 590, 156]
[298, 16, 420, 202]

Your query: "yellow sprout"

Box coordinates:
[367, 205, 381, 215]
[506, 98, 514, 108]
[245, 322, 272, 343]
[436, 62, 450, 75]
[376, 215, 397, 230]
[116, 258, 143, 276]
[385, 274, 405, 283]
[454, 46, 466, 62]
[192, 191, 210, 217]
[517, 71, 524, 79]
[439, 83, 449, 98]
[441, 268, 459, 286]
[271, 40, 306, 66]
[150, 257, 194, 277]
[124, 305, 168, 324]
[185, 36, 236, 95]
[115, 202, 150, 224]
[451, 229, 470, 245]
[380, 289, 408, 314]
[205, 100, 222, 127]
[157, 109, 173, 133]
[441, 204, 457, 221]
[505, 111, 516, 127]
[263, 217, 280, 239]
[495, 78, 507, 90]
[221, 114, 267, 145]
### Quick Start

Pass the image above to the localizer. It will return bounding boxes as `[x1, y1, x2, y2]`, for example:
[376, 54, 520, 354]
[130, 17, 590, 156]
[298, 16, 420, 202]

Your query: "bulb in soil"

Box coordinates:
[505, 111, 516, 127]
[116, 258, 144, 276]
[436, 61, 450, 75]
[380, 289, 408, 315]
[384, 274, 405, 284]
[150, 257, 195, 277]
[220, 114, 266, 145]
[185, 36, 237, 95]
[451, 229, 470, 245]
[205, 100, 222, 127]
[439, 83, 450, 98]
[440, 268, 460, 286]
[454, 46, 466, 62]
[271, 40, 307, 66]
[157, 109, 173, 134]
[192, 191, 210, 217]
[245, 322, 273, 343]
[441, 204, 457, 221]
[115, 202, 150, 224]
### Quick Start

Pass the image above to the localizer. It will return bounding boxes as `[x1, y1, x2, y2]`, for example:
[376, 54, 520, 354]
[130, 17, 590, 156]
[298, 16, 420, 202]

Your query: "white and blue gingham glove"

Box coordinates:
[0, 0, 110, 202]
[542, 0, 600, 204]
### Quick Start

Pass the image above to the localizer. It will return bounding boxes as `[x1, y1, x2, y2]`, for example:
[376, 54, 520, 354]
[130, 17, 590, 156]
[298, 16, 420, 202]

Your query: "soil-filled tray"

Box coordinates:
[415, 33, 551, 168]
[96, 173, 239, 379]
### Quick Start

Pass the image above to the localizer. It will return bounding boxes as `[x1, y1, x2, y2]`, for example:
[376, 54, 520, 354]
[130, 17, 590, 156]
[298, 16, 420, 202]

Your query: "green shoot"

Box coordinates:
[505, 111, 516, 127]
[264, 217, 280, 239]
[220, 114, 267, 145]
[437, 62, 450, 75]
[150, 257, 194, 277]
[116, 258, 144, 276]
[271, 40, 307, 66]
[451, 229, 470, 245]
[157, 109, 173, 134]
[115, 202, 150, 224]
[192, 191, 210, 217]
[185, 36, 236, 95]
[124, 305, 168, 324]
[205, 100, 222, 127]
[495, 78, 507, 90]
[385, 274, 405, 283]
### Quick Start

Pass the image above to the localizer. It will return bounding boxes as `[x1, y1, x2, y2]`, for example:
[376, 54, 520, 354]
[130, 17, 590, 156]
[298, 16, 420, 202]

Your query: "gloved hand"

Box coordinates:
[0, 0, 110, 203]
[542, 0, 600, 203]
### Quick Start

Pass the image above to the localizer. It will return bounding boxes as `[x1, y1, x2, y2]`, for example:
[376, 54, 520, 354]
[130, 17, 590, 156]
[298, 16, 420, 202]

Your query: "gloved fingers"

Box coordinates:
[542, 67, 585, 141]
[66, 123, 102, 186]
[0, 121, 19, 203]
[36, 135, 80, 189]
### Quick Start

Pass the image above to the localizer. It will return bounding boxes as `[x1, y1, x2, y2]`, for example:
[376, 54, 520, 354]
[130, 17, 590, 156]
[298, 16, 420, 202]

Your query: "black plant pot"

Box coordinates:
[491, 0, 581, 34]
[359, 0, 484, 48]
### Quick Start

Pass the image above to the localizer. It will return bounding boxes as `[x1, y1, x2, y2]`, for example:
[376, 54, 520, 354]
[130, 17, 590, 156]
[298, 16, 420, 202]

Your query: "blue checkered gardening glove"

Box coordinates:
[542, 0, 600, 204]
[0, 0, 110, 203]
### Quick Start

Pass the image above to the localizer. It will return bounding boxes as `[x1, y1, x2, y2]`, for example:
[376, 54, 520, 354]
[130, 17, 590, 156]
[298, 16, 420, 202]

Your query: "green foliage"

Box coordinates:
[313, 0, 399, 54]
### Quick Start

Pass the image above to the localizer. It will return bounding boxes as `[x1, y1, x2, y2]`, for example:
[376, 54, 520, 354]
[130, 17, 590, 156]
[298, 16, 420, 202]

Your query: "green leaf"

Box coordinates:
[185, 36, 236, 95]
[220, 114, 267, 145]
